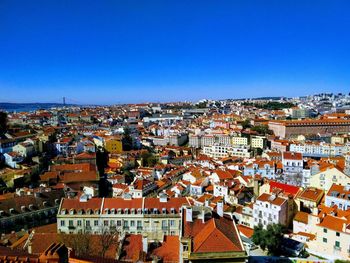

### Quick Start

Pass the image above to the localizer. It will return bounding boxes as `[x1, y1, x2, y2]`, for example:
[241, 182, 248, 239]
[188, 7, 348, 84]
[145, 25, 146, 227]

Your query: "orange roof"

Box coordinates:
[283, 151, 302, 160]
[214, 169, 235, 181]
[327, 183, 350, 200]
[318, 215, 348, 232]
[184, 214, 244, 253]
[237, 224, 254, 238]
[51, 163, 96, 172]
[119, 234, 142, 262]
[62, 171, 99, 183]
[298, 187, 324, 202]
[294, 211, 309, 224]
[61, 198, 102, 212]
[102, 198, 143, 211]
[256, 193, 287, 206]
[152, 235, 179, 262]
[143, 197, 190, 213]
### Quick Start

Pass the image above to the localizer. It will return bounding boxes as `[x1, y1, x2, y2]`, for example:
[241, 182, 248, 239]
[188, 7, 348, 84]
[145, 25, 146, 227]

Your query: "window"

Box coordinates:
[183, 244, 189, 251]
[86, 221, 90, 227]
[323, 228, 327, 233]
[323, 238, 327, 243]
[117, 220, 122, 226]
[77, 220, 82, 226]
[104, 220, 109, 226]
[137, 220, 142, 227]
[170, 231, 175, 235]
[60, 220, 65, 226]
[336, 232, 340, 237]
[94, 220, 99, 226]
[69, 220, 73, 226]
[335, 241, 340, 247]
[169, 220, 175, 227]
[110, 220, 115, 226]
[130, 220, 135, 227]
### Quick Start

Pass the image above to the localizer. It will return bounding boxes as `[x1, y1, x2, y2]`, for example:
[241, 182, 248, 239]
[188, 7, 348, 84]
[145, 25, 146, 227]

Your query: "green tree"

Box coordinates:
[251, 125, 271, 135]
[141, 151, 158, 167]
[241, 119, 252, 129]
[252, 223, 286, 256]
[122, 126, 133, 151]
[0, 111, 8, 136]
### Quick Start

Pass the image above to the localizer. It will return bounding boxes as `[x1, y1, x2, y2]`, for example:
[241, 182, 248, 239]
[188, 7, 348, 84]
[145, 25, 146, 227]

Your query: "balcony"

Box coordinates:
[162, 226, 169, 231]
[68, 225, 75, 230]
[137, 226, 143, 230]
[334, 245, 341, 251]
[123, 226, 129, 230]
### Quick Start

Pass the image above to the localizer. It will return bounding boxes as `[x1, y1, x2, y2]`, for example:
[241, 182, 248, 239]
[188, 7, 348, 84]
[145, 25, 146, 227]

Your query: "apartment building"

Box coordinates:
[296, 187, 324, 213]
[0, 188, 64, 233]
[251, 136, 266, 149]
[57, 195, 191, 241]
[203, 144, 251, 159]
[201, 135, 216, 147]
[232, 136, 248, 146]
[188, 135, 201, 148]
[252, 193, 289, 229]
[233, 204, 254, 228]
[269, 119, 350, 138]
[309, 166, 350, 191]
[325, 183, 350, 210]
[105, 137, 123, 153]
[282, 152, 303, 174]
[243, 160, 276, 179]
[289, 142, 345, 157]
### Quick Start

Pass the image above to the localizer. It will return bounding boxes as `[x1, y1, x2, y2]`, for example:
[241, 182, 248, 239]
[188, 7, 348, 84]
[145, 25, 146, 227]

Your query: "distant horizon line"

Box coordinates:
[1, 92, 347, 106]
[0, 96, 293, 106]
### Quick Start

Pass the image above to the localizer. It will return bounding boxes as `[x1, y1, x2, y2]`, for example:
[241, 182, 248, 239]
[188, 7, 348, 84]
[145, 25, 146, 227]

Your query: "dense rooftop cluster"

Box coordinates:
[1, 93, 350, 261]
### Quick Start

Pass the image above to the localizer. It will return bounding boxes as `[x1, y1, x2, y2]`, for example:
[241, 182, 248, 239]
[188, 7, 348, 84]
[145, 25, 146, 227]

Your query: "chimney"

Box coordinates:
[142, 235, 148, 253]
[185, 207, 193, 222]
[28, 241, 32, 254]
[201, 208, 205, 223]
[217, 201, 224, 217]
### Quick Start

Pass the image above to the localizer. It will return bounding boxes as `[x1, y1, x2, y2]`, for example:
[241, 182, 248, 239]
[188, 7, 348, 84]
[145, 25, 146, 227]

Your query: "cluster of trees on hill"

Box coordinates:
[0, 111, 8, 136]
[252, 224, 286, 256]
[242, 101, 295, 110]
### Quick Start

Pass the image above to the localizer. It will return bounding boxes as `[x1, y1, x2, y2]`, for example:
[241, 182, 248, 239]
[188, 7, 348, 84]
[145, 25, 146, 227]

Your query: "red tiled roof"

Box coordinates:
[283, 151, 302, 160]
[294, 211, 309, 224]
[298, 187, 324, 202]
[120, 234, 142, 262]
[102, 198, 143, 212]
[144, 197, 190, 213]
[61, 198, 102, 212]
[269, 181, 301, 197]
[151, 235, 179, 263]
[237, 224, 254, 238]
[183, 214, 244, 253]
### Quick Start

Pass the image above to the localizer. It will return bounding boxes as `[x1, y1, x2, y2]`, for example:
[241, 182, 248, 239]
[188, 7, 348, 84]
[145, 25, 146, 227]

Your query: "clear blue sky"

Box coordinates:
[0, 0, 350, 104]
